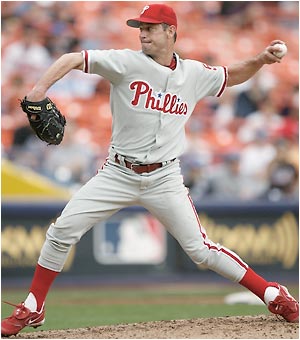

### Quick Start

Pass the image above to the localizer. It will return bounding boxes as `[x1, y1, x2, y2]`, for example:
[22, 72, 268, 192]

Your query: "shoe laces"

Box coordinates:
[2, 300, 23, 308]
[2, 300, 45, 313]
[2, 301, 27, 323]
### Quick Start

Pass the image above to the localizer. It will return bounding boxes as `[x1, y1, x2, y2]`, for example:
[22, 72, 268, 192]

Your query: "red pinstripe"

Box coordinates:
[216, 66, 228, 97]
[187, 194, 248, 271]
[83, 50, 89, 73]
[100, 156, 110, 171]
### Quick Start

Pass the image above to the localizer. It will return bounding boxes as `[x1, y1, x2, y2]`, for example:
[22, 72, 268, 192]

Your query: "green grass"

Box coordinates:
[2, 284, 298, 332]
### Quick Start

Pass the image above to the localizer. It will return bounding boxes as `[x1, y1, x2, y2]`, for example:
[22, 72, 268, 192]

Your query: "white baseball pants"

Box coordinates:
[39, 156, 248, 282]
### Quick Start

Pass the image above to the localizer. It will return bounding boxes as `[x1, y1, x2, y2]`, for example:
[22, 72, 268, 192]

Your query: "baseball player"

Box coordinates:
[2, 4, 298, 336]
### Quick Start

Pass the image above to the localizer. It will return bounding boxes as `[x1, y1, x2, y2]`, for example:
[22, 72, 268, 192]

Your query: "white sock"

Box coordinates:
[24, 292, 37, 312]
[264, 286, 280, 305]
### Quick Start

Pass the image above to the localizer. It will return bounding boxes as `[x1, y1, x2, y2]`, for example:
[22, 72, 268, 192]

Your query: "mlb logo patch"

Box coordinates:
[93, 212, 167, 265]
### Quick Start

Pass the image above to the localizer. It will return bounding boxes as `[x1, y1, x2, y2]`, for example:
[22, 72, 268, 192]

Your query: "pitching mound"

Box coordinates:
[15, 315, 298, 339]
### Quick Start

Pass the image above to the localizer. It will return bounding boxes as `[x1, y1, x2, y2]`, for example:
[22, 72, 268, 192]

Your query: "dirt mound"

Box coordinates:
[15, 315, 298, 339]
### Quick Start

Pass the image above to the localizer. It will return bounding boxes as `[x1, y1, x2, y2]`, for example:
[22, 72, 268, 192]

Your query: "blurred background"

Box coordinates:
[1, 1, 299, 288]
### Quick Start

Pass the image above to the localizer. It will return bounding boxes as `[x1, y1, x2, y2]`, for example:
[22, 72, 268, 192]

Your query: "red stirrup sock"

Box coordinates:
[29, 263, 59, 311]
[239, 267, 269, 302]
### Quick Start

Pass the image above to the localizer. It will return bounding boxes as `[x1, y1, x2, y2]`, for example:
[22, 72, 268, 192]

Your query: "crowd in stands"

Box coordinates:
[2, 1, 299, 201]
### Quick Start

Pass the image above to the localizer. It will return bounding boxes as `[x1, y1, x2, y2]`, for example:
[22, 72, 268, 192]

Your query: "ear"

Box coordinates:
[168, 25, 176, 40]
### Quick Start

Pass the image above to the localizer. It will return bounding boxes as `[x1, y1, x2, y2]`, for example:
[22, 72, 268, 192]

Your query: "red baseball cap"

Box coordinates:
[127, 4, 177, 28]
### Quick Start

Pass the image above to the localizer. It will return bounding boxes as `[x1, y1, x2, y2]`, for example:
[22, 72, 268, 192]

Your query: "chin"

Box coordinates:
[142, 47, 152, 55]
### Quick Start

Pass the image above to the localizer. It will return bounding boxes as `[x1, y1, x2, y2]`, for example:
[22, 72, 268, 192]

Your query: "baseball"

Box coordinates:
[272, 43, 287, 58]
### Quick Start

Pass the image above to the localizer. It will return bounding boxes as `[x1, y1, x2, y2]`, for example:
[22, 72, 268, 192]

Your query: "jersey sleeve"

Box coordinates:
[81, 49, 128, 84]
[194, 62, 228, 99]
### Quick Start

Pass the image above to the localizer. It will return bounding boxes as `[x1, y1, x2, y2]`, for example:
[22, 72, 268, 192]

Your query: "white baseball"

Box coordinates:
[272, 43, 287, 58]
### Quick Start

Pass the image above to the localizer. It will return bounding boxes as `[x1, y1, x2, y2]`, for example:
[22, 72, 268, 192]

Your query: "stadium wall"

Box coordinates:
[1, 201, 298, 279]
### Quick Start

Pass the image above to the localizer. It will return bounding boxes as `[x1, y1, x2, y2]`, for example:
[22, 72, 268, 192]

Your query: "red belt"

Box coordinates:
[115, 154, 173, 174]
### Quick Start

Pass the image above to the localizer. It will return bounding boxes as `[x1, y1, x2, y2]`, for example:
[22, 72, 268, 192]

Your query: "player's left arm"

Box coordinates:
[227, 40, 285, 87]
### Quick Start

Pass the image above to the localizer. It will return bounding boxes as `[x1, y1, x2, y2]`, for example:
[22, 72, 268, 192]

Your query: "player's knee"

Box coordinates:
[46, 223, 79, 249]
[183, 243, 211, 266]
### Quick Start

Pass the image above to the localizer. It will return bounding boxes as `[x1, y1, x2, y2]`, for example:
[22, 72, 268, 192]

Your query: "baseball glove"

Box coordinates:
[20, 97, 66, 145]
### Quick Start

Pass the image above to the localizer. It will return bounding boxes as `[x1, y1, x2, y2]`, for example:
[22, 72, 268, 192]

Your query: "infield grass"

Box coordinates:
[1, 283, 298, 332]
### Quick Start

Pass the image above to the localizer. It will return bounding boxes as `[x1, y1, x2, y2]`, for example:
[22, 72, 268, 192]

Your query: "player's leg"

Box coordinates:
[1, 161, 140, 336]
[141, 167, 249, 282]
[140, 162, 299, 322]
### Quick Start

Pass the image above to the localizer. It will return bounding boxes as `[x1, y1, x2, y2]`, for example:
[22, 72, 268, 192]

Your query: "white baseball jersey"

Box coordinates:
[82, 49, 227, 163]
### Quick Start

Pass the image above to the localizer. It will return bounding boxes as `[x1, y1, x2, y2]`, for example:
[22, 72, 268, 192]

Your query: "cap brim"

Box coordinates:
[126, 17, 163, 28]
